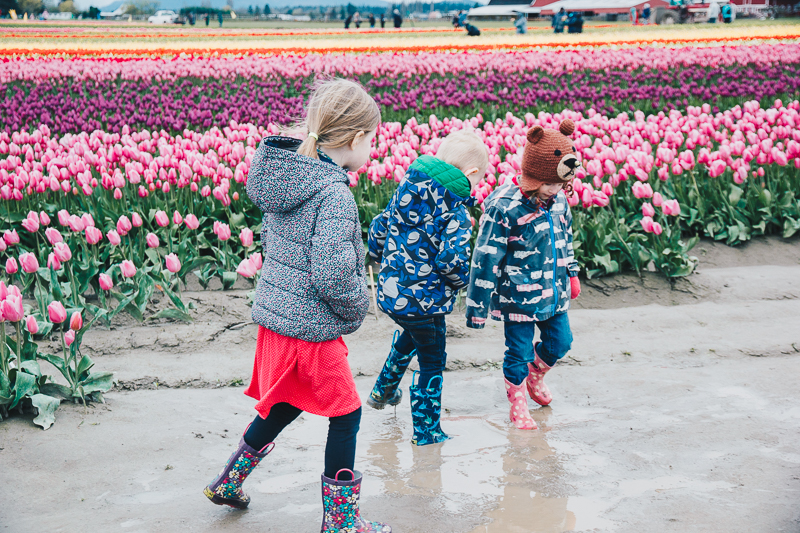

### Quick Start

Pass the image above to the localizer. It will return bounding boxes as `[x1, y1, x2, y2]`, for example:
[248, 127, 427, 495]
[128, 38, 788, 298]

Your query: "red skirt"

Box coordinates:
[244, 326, 362, 419]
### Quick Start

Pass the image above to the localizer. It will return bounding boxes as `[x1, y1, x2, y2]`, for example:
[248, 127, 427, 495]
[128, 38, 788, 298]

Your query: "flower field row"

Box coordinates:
[3, 44, 800, 135]
[3, 99, 799, 425]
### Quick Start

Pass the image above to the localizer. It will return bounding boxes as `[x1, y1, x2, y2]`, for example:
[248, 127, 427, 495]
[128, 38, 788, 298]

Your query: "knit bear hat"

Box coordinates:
[520, 119, 582, 191]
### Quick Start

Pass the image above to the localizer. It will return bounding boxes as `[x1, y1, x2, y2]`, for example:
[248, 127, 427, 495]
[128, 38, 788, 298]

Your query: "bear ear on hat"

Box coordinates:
[559, 119, 575, 137]
[527, 126, 545, 144]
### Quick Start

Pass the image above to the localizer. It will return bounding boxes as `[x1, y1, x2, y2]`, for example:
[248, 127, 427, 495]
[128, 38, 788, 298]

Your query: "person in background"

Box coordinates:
[721, 2, 734, 23]
[354, 11, 361, 28]
[369, 13, 376, 27]
[465, 22, 480, 35]
[629, 5, 637, 24]
[458, 10, 467, 26]
[514, 11, 527, 34]
[393, 8, 402, 28]
[552, 7, 566, 33]
[218, 11, 223, 27]
[453, 10, 463, 27]
[380, 12, 386, 27]
[204, 12, 210, 25]
[708, 0, 720, 22]
[345, 13, 352, 28]
[642, 3, 651, 24]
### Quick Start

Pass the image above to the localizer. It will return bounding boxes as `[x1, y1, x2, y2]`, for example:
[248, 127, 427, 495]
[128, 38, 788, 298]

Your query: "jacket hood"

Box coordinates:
[392, 156, 475, 227]
[249, 136, 347, 214]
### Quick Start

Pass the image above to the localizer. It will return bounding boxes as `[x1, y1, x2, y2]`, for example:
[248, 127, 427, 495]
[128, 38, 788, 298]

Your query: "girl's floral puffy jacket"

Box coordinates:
[368, 155, 475, 317]
[466, 183, 579, 329]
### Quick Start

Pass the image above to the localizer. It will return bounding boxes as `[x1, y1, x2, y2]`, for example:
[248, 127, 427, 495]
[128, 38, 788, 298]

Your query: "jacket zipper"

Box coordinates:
[545, 209, 558, 311]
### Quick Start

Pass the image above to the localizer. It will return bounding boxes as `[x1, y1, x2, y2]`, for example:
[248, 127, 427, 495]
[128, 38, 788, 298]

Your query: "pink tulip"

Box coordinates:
[3, 229, 20, 245]
[120, 260, 137, 278]
[47, 252, 61, 271]
[165, 253, 181, 273]
[85, 226, 103, 245]
[146, 233, 160, 248]
[240, 227, 254, 247]
[216, 223, 231, 241]
[642, 202, 655, 217]
[57, 209, 70, 226]
[48, 301, 67, 323]
[631, 182, 653, 199]
[155, 210, 169, 227]
[5, 257, 18, 274]
[45, 227, 63, 245]
[652, 222, 663, 235]
[662, 199, 681, 216]
[652, 192, 663, 207]
[0, 240, 5, 253]
[54, 242, 72, 262]
[19, 252, 39, 274]
[236, 258, 258, 278]
[708, 159, 727, 178]
[81, 213, 95, 228]
[2, 294, 23, 322]
[0, 281, 6, 301]
[250, 252, 263, 270]
[99, 273, 113, 291]
[640, 216, 654, 233]
[106, 230, 121, 246]
[22, 215, 40, 233]
[26, 315, 39, 334]
[201, 185, 211, 197]
[184, 214, 199, 230]
[173, 211, 183, 226]
[131, 212, 143, 227]
[113, 188, 123, 200]
[39, 212, 50, 226]
[65, 330, 75, 347]
[69, 311, 83, 331]
[117, 215, 132, 236]
[67, 215, 85, 232]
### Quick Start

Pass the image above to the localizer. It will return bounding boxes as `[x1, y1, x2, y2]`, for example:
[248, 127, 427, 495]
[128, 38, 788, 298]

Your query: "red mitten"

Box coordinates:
[570, 276, 581, 300]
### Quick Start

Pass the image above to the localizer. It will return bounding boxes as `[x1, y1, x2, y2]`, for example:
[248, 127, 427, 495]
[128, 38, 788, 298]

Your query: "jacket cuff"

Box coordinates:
[466, 316, 486, 329]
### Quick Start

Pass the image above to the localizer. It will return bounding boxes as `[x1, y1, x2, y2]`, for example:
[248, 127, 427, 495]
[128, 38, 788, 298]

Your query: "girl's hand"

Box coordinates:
[570, 276, 581, 300]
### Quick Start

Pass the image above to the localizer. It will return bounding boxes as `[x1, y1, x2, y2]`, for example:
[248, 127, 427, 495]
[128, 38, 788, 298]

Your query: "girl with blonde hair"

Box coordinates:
[204, 78, 390, 533]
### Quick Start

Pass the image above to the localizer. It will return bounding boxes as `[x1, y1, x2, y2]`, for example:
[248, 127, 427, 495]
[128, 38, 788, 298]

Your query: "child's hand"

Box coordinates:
[570, 276, 581, 300]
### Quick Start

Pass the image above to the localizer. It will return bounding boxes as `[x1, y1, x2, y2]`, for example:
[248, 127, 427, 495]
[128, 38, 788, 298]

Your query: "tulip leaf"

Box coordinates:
[151, 307, 193, 323]
[180, 257, 215, 279]
[30, 393, 61, 430]
[10, 372, 37, 410]
[0, 371, 11, 403]
[37, 352, 67, 374]
[21, 360, 42, 377]
[161, 283, 188, 313]
[229, 212, 246, 227]
[78, 372, 114, 395]
[135, 275, 155, 315]
[108, 291, 136, 321]
[221, 271, 237, 290]
[50, 268, 64, 300]
[728, 185, 743, 205]
[40, 382, 73, 400]
[75, 356, 95, 381]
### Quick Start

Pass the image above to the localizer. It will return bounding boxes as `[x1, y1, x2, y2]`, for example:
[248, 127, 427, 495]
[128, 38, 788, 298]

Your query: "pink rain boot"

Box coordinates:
[504, 379, 537, 430]
[526, 349, 553, 406]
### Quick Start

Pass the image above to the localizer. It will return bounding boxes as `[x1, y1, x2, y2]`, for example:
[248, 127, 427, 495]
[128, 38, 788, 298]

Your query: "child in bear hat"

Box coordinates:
[465, 119, 582, 430]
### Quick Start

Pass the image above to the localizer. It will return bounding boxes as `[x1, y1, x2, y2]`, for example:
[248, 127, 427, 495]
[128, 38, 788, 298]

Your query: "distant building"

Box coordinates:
[469, 0, 540, 18]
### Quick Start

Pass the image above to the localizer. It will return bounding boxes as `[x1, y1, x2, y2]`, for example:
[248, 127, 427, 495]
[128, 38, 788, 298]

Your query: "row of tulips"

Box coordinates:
[3, 43, 799, 135]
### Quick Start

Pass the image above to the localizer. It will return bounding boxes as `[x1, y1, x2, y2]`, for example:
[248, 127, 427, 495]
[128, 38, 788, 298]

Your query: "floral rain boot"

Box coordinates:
[321, 469, 392, 533]
[367, 331, 415, 410]
[409, 372, 451, 446]
[505, 378, 537, 430]
[204, 436, 274, 509]
[526, 347, 553, 406]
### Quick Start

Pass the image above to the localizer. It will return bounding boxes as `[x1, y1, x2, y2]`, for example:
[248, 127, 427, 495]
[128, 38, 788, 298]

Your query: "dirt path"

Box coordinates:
[1, 237, 799, 533]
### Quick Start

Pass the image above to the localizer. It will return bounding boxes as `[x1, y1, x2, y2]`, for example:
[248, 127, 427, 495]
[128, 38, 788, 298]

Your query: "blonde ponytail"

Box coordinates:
[296, 78, 381, 160]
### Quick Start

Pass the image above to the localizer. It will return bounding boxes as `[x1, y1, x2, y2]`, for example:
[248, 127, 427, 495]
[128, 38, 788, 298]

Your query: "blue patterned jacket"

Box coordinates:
[368, 155, 475, 317]
[466, 183, 579, 328]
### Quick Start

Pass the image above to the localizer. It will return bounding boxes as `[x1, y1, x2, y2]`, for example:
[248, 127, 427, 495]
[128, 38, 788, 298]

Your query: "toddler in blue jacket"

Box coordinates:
[367, 129, 489, 445]
[466, 120, 582, 431]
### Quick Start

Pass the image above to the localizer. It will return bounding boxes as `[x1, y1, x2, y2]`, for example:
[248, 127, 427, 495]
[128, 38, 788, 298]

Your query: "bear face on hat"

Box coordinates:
[520, 119, 582, 191]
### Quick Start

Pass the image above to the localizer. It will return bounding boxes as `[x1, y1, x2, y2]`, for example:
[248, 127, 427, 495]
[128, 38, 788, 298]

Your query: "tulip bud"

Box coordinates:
[99, 273, 113, 291]
[47, 252, 62, 271]
[85, 226, 103, 245]
[1, 295, 23, 322]
[184, 214, 199, 230]
[45, 227, 63, 245]
[57, 209, 70, 226]
[5, 257, 18, 274]
[69, 311, 83, 331]
[652, 222, 663, 236]
[53, 242, 72, 262]
[173, 211, 183, 226]
[19, 252, 39, 274]
[106, 230, 121, 246]
[26, 315, 39, 334]
[48, 300, 67, 323]
[216, 223, 231, 241]
[155, 210, 169, 227]
[131, 212, 143, 227]
[239, 227, 253, 247]
[146, 233, 160, 248]
[39, 211, 51, 226]
[165, 253, 181, 273]
[65, 330, 76, 347]
[81, 213, 95, 228]
[120, 260, 137, 278]
[117, 215, 132, 236]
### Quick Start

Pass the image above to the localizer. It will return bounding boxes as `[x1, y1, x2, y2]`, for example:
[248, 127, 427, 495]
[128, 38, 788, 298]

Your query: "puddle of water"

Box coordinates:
[254, 471, 318, 494]
[617, 476, 732, 498]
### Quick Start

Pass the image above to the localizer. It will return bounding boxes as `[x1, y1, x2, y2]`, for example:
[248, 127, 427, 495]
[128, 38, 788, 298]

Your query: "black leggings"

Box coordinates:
[243, 402, 361, 480]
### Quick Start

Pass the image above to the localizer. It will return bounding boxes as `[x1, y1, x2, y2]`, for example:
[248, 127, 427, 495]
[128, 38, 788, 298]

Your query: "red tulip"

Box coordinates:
[165, 253, 181, 273]
[54, 242, 72, 262]
[19, 252, 39, 274]
[69, 311, 83, 331]
[99, 273, 113, 291]
[48, 301, 67, 323]
[120, 260, 137, 278]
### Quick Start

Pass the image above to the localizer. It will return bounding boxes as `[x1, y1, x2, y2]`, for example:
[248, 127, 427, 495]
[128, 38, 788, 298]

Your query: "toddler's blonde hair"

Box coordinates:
[296, 78, 381, 159]
[435, 129, 489, 176]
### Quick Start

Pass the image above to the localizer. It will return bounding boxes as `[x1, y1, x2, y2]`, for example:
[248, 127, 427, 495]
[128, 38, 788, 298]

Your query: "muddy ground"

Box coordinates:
[1, 237, 800, 533]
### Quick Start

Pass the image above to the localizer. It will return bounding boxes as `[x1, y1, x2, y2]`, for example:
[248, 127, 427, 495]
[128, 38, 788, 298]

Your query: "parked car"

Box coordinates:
[148, 10, 179, 24]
